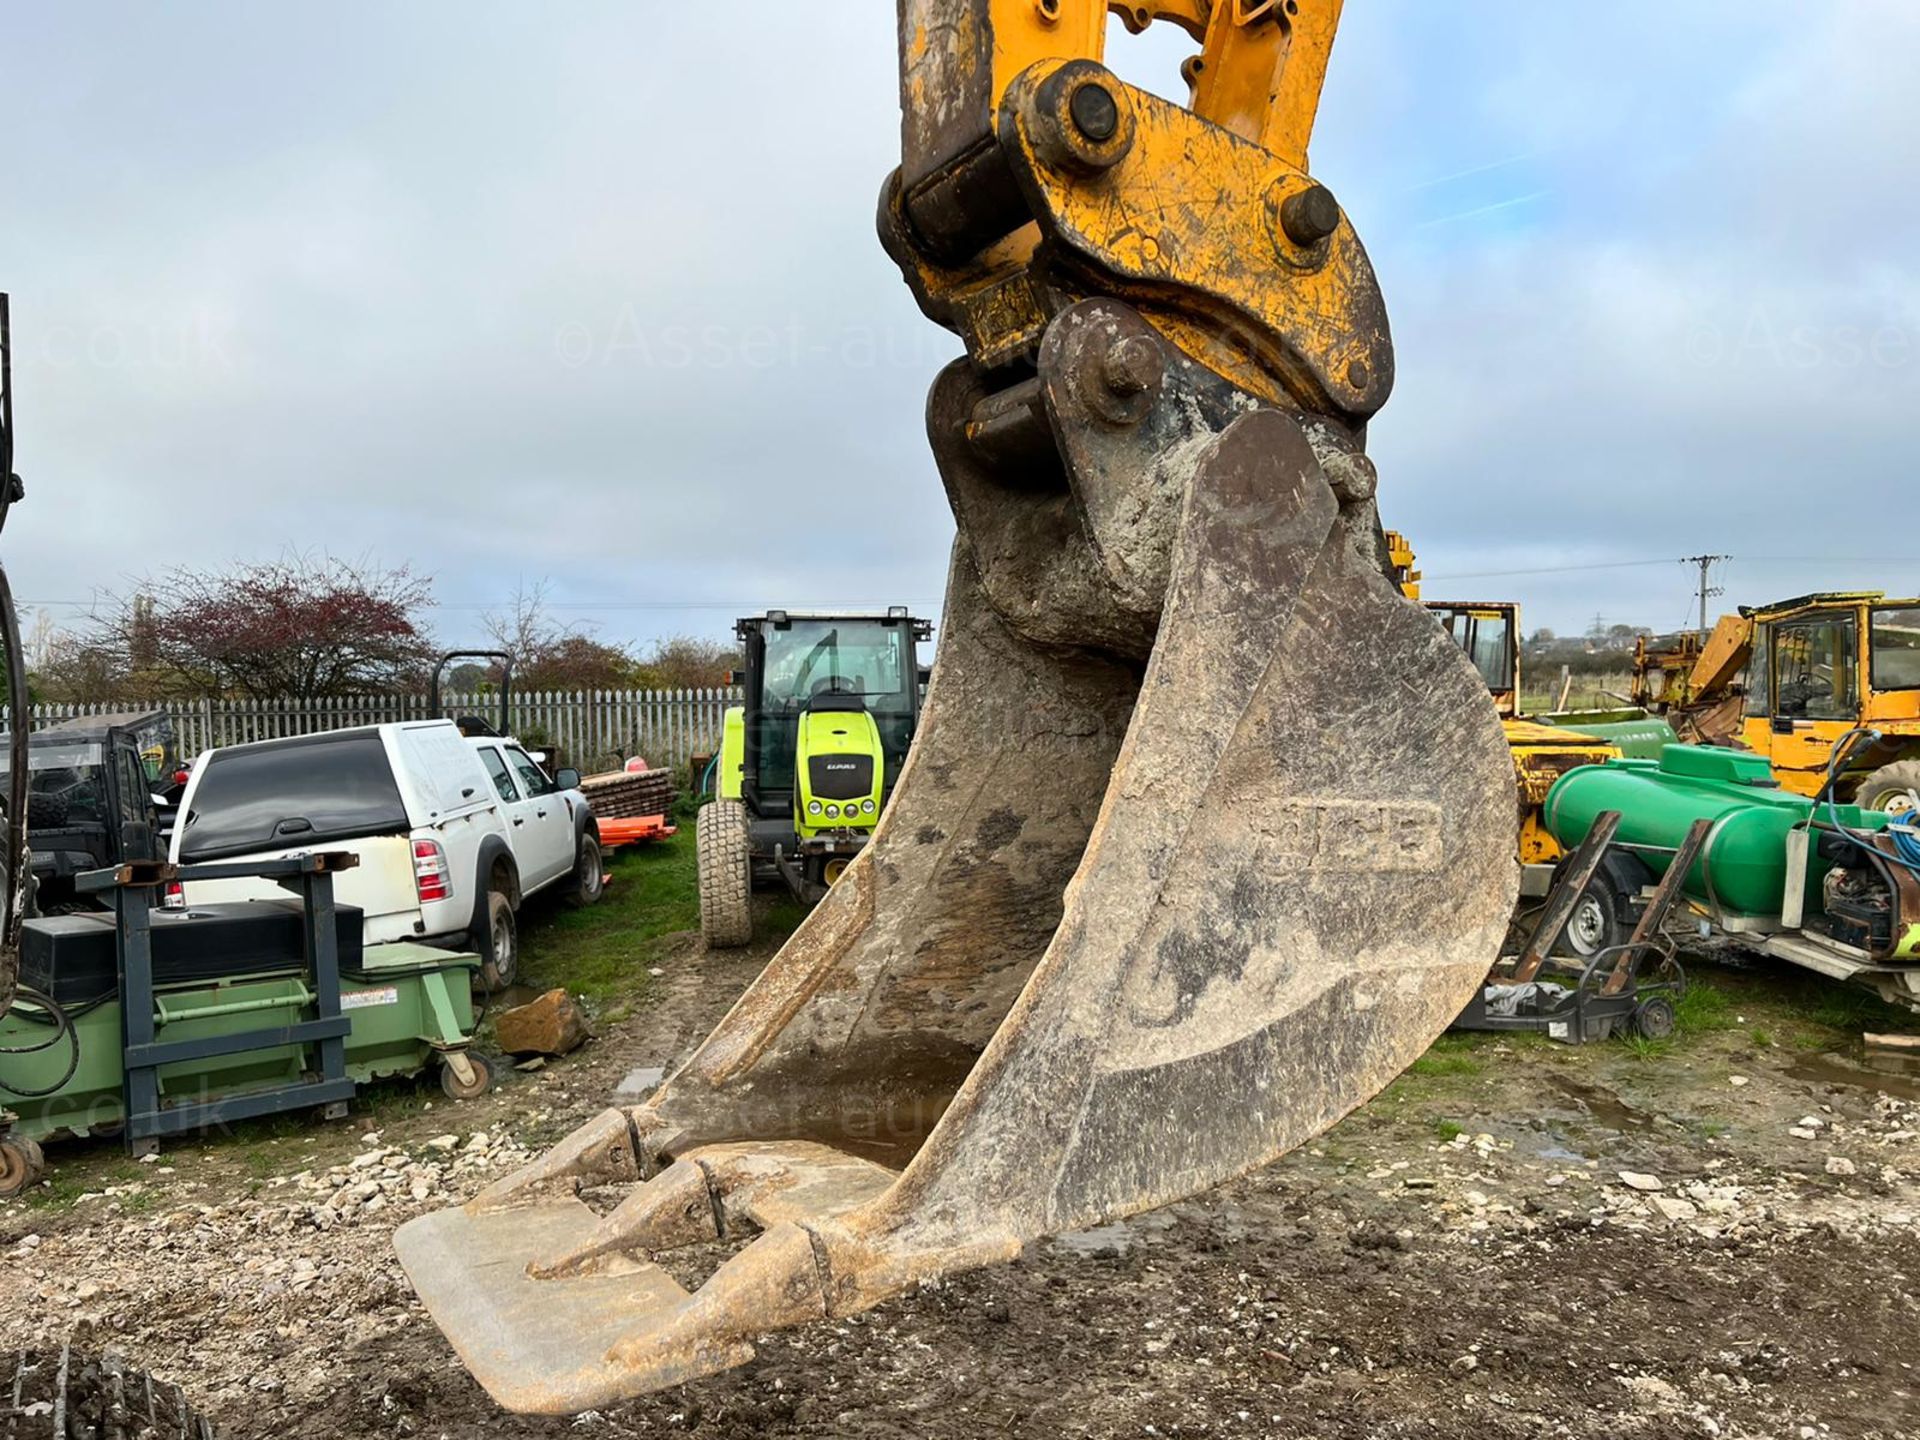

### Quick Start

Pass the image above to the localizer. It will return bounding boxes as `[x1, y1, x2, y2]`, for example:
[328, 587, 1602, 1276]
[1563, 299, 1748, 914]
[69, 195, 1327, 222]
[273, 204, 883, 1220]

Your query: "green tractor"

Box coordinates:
[698, 609, 932, 947]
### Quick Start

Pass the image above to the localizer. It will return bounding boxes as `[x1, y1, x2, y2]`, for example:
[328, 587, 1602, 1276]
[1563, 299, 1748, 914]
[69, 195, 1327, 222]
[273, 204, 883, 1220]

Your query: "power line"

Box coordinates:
[1423, 557, 1690, 583]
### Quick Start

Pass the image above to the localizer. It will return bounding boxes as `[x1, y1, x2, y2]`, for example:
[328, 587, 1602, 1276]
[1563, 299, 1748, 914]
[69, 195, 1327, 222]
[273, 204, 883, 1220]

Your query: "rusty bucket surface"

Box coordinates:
[396, 315, 1517, 1412]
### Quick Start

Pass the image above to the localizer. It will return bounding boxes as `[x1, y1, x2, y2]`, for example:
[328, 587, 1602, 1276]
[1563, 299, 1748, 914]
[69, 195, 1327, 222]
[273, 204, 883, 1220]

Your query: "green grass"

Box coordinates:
[1674, 976, 1735, 1035]
[1750, 1026, 1776, 1049]
[1804, 985, 1916, 1035]
[1432, 1119, 1465, 1142]
[1409, 1052, 1483, 1078]
[516, 828, 701, 1006]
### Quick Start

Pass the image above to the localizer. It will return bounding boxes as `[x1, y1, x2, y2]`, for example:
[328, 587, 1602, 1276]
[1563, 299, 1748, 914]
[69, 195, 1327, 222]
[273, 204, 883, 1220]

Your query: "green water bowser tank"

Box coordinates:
[1542, 745, 1888, 919]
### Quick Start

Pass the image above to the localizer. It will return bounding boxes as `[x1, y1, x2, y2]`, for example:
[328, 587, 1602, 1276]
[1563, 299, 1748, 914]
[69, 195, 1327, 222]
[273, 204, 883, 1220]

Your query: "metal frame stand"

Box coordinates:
[76, 851, 361, 1156]
[1455, 813, 1711, 1044]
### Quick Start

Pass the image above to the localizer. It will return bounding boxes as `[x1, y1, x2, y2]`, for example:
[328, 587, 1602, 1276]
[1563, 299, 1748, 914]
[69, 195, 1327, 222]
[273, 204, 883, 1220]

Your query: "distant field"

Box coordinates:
[1521, 670, 1634, 715]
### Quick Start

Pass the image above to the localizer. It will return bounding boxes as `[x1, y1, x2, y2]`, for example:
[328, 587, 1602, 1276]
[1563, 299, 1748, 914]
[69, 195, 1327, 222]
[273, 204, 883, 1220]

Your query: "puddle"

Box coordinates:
[1544, 1074, 1653, 1131]
[1787, 1054, 1920, 1104]
[491, 984, 547, 1011]
[1535, 1141, 1588, 1163]
[613, 1065, 666, 1097]
[1050, 1210, 1179, 1256]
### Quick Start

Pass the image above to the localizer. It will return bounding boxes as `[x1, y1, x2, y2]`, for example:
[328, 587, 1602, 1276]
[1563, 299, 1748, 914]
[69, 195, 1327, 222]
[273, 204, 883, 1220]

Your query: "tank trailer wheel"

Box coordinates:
[1557, 870, 1627, 961]
[441, 1051, 495, 1102]
[698, 799, 754, 949]
[0, 1136, 45, 1198]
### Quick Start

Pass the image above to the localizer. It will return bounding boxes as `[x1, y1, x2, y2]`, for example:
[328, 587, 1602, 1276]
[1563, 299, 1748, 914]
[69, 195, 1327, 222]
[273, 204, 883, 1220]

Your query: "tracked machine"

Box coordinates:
[397, 2, 1517, 1410]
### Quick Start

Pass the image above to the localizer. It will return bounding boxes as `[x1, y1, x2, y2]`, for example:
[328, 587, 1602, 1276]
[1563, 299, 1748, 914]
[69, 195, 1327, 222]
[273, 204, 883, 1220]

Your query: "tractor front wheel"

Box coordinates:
[1855, 759, 1920, 817]
[698, 799, 753, 949]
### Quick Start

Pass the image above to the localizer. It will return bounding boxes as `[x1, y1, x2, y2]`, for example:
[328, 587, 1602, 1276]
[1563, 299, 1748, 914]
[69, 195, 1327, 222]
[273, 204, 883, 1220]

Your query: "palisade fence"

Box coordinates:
[20, 689, 740, 773]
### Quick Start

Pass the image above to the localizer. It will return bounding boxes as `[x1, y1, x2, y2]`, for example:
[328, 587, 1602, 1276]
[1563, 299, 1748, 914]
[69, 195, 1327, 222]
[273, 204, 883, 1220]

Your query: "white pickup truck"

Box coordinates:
[168, 721, 602, 989]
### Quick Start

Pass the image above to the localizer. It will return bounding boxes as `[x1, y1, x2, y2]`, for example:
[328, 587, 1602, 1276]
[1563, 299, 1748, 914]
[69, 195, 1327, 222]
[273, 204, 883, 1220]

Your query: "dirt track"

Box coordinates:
[3, 902, 1919, 1439]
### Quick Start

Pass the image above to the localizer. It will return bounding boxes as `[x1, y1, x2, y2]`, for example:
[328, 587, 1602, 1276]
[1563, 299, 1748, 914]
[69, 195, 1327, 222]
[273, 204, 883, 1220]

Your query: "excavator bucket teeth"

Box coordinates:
[397, 308, 1517, 1412]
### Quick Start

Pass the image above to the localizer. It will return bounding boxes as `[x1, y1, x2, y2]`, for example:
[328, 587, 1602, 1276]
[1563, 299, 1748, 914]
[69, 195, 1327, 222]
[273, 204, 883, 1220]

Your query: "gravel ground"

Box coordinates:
[3, 903, 1919, 1439]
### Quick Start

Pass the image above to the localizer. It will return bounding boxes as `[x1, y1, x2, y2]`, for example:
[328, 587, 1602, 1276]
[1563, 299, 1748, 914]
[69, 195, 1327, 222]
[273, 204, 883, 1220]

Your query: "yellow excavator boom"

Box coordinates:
[396, 3, 1515, 1412]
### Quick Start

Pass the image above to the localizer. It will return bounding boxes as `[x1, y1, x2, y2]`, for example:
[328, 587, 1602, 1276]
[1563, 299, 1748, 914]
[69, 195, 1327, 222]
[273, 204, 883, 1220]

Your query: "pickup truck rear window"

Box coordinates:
[178, 731, 408, 862]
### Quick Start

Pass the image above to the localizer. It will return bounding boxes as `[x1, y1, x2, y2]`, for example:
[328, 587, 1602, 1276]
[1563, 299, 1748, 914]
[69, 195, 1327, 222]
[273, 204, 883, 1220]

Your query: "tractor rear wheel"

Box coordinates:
[1855, 759, 1920, 817]
[698, 799, 753, 949]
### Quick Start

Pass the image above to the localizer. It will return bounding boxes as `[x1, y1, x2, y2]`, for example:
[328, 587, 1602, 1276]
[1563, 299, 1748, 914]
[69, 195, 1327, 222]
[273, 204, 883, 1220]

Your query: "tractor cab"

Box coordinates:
[1740, 592, 1920, 807]
[0, 711, 179, 909]
[702, 609, 932, 943]
[1426, 602, 1518, 718]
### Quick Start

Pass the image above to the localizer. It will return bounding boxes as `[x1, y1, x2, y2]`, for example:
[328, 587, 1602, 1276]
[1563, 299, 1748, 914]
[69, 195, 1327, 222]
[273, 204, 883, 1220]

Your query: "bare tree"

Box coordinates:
[484, 580, 641, 690]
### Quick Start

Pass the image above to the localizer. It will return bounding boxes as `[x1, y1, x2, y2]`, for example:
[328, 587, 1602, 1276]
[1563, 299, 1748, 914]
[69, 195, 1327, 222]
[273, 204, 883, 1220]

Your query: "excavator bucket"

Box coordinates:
[399, 8, 1517, 1413]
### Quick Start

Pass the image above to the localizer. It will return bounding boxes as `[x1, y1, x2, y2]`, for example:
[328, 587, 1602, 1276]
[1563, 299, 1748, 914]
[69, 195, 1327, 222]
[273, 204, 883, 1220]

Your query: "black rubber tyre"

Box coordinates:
[3, 1348, 214, 1439]
[567, 833, 606, 908]
[474, 886, 519, 993]
[698, 799, 753, 949]
[1632, 996, 1677, 1041]
[440, 1051, 495, 1101]
[0, 1135, 44, 1198]
[25, 791, 67, 830]
[1854, 759, 1920, 817]
[1555, 869, 1628, 961]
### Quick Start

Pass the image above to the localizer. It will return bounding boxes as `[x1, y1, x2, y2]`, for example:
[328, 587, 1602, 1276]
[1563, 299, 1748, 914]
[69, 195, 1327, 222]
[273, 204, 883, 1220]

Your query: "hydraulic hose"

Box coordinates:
[0, 984, 81, 1099]
[1822, 727, 1920, 878]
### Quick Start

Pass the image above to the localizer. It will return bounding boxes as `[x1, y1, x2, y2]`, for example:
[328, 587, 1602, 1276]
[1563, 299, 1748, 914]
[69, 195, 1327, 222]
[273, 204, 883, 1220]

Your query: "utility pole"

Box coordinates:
[1680, 554, 1729, 635]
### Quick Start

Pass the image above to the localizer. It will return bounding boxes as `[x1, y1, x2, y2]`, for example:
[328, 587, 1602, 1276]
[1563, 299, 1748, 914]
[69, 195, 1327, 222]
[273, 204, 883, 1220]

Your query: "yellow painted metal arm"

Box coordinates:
[1191, 0, 1343, 169]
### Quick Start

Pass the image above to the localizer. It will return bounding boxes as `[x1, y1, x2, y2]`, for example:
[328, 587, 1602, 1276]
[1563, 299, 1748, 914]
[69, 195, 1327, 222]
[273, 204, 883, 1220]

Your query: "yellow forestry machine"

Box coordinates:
[395, 2, 1517, 1410]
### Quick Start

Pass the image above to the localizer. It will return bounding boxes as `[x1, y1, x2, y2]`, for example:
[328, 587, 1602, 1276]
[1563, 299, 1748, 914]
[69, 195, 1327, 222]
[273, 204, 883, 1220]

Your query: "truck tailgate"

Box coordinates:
[179, 834, 424, 945]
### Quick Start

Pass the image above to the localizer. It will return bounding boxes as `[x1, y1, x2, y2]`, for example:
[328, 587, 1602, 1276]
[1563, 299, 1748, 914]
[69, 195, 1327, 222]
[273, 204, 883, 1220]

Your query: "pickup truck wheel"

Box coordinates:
[698, 799, 753, 949]
[567, 834, 606, 907]
[475, 887, 518, 993]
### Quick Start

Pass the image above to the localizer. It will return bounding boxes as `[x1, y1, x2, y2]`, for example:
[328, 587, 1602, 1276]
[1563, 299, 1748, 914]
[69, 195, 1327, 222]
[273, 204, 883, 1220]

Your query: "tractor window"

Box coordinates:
[1870, 606, 1920, 690]
[1744, 623, 1771, 717]
[0, 741, 109, 829]
[1429, 607, 1516, 697]
[1772, 617, 1858, 721]
[752, 620, 915, 794]
[115, 745, 148, 832]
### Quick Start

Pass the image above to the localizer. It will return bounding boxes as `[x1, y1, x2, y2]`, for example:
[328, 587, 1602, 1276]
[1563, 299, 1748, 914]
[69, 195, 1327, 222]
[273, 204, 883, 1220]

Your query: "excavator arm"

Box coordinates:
[397, 3, 1516, 1412]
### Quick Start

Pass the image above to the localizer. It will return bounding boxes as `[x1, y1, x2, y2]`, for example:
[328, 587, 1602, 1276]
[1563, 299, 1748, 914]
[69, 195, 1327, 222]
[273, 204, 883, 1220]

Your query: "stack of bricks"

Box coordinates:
[580, 767, 677, 819]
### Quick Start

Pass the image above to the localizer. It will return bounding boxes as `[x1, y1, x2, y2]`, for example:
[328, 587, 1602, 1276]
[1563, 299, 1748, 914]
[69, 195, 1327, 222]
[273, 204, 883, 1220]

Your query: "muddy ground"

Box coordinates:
[4, 864, 1920, 1439]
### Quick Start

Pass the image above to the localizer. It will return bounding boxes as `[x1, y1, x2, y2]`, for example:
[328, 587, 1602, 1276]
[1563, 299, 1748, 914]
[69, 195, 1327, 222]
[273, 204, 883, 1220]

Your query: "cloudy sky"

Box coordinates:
[2, 2, 1914, 654]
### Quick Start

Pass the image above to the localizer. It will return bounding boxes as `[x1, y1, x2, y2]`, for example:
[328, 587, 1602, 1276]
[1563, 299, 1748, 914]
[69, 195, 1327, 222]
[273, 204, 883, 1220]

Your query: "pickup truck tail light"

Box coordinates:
[413, 839, 451, 904]
[162, 880, 185, 910]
